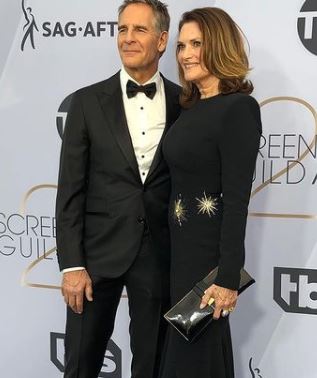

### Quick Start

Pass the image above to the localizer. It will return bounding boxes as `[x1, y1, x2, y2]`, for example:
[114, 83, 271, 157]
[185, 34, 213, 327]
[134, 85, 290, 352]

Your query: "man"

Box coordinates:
[55, 0, 180, 377]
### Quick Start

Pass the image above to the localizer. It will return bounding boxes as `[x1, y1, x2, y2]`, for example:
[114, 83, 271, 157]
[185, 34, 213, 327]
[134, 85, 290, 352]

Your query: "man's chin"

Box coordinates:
[122, 62, 143, 71]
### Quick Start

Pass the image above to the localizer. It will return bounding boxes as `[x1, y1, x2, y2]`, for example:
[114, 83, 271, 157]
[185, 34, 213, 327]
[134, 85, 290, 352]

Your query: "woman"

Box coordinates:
[160, 7, 262, 378]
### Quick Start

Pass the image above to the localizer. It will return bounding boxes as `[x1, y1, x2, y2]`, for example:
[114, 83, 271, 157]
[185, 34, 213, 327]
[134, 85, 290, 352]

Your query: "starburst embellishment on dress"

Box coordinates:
[196, 192, 217, 217]
[173, 196, 187, 226]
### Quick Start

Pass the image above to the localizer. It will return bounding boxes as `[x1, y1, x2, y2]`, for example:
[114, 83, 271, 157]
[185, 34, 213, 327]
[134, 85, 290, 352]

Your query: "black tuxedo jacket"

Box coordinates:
[56, 71, 181, 278]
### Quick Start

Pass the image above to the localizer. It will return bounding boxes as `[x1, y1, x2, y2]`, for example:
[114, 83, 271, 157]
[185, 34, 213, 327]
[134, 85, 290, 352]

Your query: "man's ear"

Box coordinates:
[158, 31, 169, 54]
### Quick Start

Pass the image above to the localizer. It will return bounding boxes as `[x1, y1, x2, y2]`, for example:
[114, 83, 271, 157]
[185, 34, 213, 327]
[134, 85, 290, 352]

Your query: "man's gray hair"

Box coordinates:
[118, 0, 170, 33]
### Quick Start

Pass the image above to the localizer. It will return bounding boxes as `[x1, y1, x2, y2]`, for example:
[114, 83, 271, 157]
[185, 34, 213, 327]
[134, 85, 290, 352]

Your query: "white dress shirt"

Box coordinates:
[121, 66, 166, 183]
[63, 67, 167, 273]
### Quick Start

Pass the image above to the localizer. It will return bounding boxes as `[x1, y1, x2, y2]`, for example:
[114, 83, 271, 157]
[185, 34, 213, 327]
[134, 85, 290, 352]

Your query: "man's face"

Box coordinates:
[117, 3, 168, 79]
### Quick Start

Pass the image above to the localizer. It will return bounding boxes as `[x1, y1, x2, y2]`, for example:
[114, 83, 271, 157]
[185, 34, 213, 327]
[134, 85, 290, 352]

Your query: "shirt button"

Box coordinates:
[140, 106, 144, 110]
[141, 155, 145, 158]
[142, 172, 146, 176]
[142, 132, 145, 135]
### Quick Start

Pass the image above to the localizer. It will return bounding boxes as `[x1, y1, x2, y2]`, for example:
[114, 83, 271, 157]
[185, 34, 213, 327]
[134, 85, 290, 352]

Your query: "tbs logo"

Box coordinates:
[274, 267, 317, 314]
[50, 333, 122, 377]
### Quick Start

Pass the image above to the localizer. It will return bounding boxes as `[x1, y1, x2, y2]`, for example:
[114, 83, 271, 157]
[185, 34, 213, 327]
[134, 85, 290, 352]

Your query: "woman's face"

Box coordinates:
[177, 21, 211, 86]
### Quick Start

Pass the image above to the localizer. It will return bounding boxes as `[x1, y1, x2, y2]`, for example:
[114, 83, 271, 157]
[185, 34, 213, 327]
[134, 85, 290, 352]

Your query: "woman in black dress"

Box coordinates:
[160, 7, 262, 378]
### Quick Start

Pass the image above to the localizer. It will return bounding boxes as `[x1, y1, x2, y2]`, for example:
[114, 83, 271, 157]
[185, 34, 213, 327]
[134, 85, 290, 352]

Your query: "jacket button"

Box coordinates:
[137, 216, 145, 223]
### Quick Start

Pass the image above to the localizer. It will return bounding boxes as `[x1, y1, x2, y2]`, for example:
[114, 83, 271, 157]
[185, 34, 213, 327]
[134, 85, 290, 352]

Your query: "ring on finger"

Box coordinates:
[208, 297, 215, 306]
[222, 309, 229, 317]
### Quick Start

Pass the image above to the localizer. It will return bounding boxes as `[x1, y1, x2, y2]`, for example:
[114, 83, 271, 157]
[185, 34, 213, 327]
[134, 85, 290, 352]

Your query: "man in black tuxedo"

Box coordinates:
[55, 1, 180, 377]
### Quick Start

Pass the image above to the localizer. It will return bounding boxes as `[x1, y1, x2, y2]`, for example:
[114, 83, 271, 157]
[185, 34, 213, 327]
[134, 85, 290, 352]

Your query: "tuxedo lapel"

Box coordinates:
[145, 76, 180, 183]
[97, 73, 142, 185]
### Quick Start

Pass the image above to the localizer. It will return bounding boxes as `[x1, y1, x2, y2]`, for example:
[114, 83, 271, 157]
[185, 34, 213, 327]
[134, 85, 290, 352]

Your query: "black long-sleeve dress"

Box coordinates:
[160, 92, 262, 378]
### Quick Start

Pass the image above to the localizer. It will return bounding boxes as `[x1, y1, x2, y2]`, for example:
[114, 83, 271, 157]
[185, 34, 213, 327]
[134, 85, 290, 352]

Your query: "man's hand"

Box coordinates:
[61, 270, 93, 314]
[200, 284, 237, 320]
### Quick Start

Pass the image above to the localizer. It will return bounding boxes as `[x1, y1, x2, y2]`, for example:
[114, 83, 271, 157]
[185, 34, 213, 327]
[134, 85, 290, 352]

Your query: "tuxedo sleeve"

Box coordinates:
[55, 91, 89, 270]
[215, 95, 262, 290]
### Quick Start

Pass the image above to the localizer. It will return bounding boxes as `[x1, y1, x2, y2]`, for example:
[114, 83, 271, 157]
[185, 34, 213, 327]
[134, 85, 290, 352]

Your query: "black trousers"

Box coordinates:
[63, 232, 170, 378]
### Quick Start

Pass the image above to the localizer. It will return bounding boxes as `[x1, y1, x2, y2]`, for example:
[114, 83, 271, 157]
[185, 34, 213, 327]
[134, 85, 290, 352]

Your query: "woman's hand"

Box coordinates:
[200, 284, 238, 319]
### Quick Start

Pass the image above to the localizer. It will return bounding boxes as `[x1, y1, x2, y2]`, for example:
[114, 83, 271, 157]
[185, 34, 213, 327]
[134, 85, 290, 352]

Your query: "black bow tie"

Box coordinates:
[126, 80, 157, 99]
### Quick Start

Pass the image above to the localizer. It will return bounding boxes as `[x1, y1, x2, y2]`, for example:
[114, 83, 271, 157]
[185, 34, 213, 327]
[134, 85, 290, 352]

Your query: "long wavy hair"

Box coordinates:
[177, 7, 253, 108]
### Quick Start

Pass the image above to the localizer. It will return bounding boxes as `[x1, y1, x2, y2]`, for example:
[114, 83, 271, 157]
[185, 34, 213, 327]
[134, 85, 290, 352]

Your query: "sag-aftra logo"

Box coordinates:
[21, 0, 117, 51]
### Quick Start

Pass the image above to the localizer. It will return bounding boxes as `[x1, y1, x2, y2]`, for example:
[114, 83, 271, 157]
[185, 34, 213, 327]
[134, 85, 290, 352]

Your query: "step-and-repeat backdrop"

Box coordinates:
[1, 0, 316, 377]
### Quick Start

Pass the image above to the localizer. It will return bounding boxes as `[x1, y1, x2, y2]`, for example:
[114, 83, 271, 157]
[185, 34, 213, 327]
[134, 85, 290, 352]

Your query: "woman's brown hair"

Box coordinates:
[177, 7, 253, 108]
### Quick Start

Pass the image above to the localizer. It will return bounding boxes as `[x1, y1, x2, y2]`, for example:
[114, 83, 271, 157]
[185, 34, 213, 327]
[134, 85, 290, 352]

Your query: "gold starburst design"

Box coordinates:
[173, 197, 187, 226]
[196, 192, 217, 217]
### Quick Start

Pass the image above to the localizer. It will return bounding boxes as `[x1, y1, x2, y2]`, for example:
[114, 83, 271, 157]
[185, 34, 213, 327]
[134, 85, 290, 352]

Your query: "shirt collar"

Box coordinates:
[120, 66, 161, 98]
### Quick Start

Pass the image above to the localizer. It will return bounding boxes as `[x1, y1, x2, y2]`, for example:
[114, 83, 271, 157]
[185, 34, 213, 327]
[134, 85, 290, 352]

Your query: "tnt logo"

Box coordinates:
[273, 267, 317, 314]
[50, 332, 122, 377]
[56, 93, 73, 139]
[297, 0, 317, 55]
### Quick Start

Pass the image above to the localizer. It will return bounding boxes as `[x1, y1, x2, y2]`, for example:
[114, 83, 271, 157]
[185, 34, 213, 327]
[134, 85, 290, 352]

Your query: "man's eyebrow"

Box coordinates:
[134, 24, 149, 29]
[118, 23, 149, 30]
